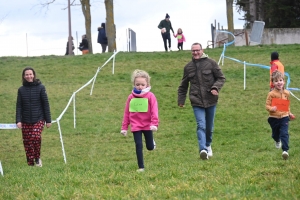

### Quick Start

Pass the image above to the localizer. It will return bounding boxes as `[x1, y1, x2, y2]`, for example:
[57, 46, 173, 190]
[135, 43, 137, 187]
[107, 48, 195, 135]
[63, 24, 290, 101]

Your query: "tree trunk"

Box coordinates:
[226, 0, 235, 44]
[80, 0, 93, 54]
[105, 0, 116, 52]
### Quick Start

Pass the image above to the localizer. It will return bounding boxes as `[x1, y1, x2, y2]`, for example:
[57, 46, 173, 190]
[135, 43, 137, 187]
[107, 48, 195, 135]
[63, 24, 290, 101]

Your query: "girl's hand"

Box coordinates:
[120, 130, 127, 136]
[271, 106, 277, 111]
[150, 126, 157, 132]
[46, 123, 52, 128]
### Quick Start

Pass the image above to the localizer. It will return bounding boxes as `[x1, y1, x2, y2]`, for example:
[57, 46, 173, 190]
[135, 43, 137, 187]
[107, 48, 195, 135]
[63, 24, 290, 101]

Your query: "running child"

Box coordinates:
[120, 69, 159, 172]
[266, 70, 295, 160]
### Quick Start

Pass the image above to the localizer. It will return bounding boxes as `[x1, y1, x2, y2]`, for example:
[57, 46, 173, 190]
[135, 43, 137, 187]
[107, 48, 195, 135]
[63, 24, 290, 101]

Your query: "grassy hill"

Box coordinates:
[0, 44, 300, 199]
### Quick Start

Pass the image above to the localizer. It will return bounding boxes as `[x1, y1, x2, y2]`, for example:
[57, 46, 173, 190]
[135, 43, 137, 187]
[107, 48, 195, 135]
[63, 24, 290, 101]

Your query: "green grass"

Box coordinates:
[1, 45, 300, 199]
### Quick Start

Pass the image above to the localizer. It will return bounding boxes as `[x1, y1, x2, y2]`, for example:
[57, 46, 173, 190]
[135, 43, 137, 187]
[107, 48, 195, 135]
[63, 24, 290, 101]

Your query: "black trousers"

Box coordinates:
[161, 32, 171, 51]
[178, 42, 183, 50]
[133, 130, 155, 169]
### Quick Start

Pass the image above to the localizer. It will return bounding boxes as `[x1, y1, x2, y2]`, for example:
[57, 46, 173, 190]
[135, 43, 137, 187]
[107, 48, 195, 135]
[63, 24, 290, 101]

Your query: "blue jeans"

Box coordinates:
[192, 105, 216, 151]
[268, 117, 289, 151]
[133, 130, 155, 169]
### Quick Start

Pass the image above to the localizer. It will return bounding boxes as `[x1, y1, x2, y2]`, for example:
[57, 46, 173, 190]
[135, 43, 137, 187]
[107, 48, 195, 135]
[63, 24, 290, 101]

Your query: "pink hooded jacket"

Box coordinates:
[121, 89, 159, 132]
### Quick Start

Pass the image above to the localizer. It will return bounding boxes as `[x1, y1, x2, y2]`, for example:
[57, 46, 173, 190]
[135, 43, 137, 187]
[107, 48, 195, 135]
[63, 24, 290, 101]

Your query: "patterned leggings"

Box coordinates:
[22, 120, 45, 166]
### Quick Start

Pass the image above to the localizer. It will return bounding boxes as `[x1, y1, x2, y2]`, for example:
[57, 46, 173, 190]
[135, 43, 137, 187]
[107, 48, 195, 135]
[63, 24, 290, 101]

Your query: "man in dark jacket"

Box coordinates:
[178, 42, 225, 160]
[97, 23, 108, 53]
[158, 13, 174, 52]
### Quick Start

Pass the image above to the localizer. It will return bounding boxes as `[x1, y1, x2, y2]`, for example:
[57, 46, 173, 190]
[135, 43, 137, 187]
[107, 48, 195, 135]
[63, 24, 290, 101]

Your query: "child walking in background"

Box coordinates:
[174, 28, 186, 50]
[266, 71, 295, 160]
[269, 52, 285, 90]
[121, 69, 159, 172]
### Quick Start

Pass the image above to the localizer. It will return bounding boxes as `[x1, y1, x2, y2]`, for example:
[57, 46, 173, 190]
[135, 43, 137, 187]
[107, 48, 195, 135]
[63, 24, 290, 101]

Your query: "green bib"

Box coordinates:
[129, 98, 148, 112]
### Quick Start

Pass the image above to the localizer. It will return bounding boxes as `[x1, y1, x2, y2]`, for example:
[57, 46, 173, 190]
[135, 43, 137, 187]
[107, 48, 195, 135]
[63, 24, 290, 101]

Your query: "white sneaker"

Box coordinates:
[207, 146, 213, 157]
[200, 150, 208, 160]
[153, 139, 156, 150]
[35, 159, 42, 167]
[275, 141, 281, 149]
[169, 47, 172, 51]
[282, 151, 289, 160]
[137, 168, 145, 172]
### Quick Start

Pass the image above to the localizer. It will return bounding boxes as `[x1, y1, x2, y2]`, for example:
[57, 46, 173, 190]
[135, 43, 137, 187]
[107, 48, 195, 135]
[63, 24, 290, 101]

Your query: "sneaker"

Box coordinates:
[275, 141, 281, 149]
[153, 139, 156, 150]
[282, 151, 289, 160]
[207, 146, 213, 157]
[169, 47, 172, 51]
[35, 158, 42, 167]
[137, 168, 145, 172]
[200, 150, 208, 160]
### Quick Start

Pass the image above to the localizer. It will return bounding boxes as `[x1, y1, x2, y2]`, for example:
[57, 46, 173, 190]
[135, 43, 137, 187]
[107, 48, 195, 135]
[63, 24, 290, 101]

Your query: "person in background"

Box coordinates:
[97, 23, 108, 53]
[270, 52, 284, 90]
[266, 70, 295, 160]
[178, 43, 225, 160]
[79, 34, 89, 55]
[120, 69, 159, 172]
[16, 67, 52, 167]
[173, 28, 186, 51]
[158, 13, 174, 52]
[65, 36, 75, 55]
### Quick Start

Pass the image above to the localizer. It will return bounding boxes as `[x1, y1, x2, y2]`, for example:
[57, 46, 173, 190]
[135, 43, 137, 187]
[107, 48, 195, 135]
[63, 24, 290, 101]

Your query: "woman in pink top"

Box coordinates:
[121, 69, 159, 172]
[174, 28, 186, 50]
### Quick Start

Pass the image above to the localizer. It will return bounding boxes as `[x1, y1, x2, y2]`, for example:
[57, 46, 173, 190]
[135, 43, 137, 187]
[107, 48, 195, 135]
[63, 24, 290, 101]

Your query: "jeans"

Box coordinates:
[161, 32, 171, 51]
[192, 105, 216, 152]
[268, 116, 289, 151]
[133, 130, 155, 169]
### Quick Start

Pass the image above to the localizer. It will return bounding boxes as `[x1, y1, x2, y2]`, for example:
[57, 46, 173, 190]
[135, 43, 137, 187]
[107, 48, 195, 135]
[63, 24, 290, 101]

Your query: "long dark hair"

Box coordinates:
[22, 67, 37, 84]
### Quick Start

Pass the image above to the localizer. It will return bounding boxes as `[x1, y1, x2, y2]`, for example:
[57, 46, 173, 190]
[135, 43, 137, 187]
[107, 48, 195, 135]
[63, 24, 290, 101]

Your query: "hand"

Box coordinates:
[271, 106, 277, 112]
[17, 122, 22, 129]
[46, 123, 52, 128]
[150, 126, 158, 132]
[179, 104, 184, 107]
[289, 113, 295, 120]
[211, 89, 219, 95]
[120, 130, 127, 136]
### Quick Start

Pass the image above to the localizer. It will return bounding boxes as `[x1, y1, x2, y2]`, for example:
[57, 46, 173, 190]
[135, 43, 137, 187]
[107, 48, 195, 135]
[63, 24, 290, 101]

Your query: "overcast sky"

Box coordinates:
[0, 0, 245, 57]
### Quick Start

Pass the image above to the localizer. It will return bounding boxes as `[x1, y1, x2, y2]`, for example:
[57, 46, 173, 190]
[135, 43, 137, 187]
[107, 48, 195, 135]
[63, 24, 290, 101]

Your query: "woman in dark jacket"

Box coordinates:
[97, 23, 108, 53]
[16, 67, 51, 167]
[79, 34, 89, 55]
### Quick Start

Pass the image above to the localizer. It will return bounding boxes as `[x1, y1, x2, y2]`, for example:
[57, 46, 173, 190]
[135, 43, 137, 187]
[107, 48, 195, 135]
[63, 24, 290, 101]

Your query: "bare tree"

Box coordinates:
[105, 0, 116, 52]
[226, 0, 235, 43]
[79, 0, 93, 53]
[40, 0, 93, 54]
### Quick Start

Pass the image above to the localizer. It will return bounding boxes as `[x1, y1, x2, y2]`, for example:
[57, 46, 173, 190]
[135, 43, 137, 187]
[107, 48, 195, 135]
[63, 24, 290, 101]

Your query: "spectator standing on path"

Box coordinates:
[97, 23, 108, 53]
[79, 34, 89, 55]
[269, 52, 285, 90]
[177, 43, 225, 160]
[65, 36, 75, 55]
[158, 13, 174, 52]
[16, 67, 52, 167]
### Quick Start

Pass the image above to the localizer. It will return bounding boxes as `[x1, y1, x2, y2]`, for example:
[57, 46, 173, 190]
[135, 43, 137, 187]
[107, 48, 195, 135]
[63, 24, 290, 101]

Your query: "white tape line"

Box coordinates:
[0, 124, 18, 129]
[0, 161, 3, 176]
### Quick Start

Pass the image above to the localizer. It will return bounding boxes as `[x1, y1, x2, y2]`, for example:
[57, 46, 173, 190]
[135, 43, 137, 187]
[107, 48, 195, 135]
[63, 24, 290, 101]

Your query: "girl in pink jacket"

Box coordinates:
[174, 28, 186, 50]
[121, 69, 159, 172]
